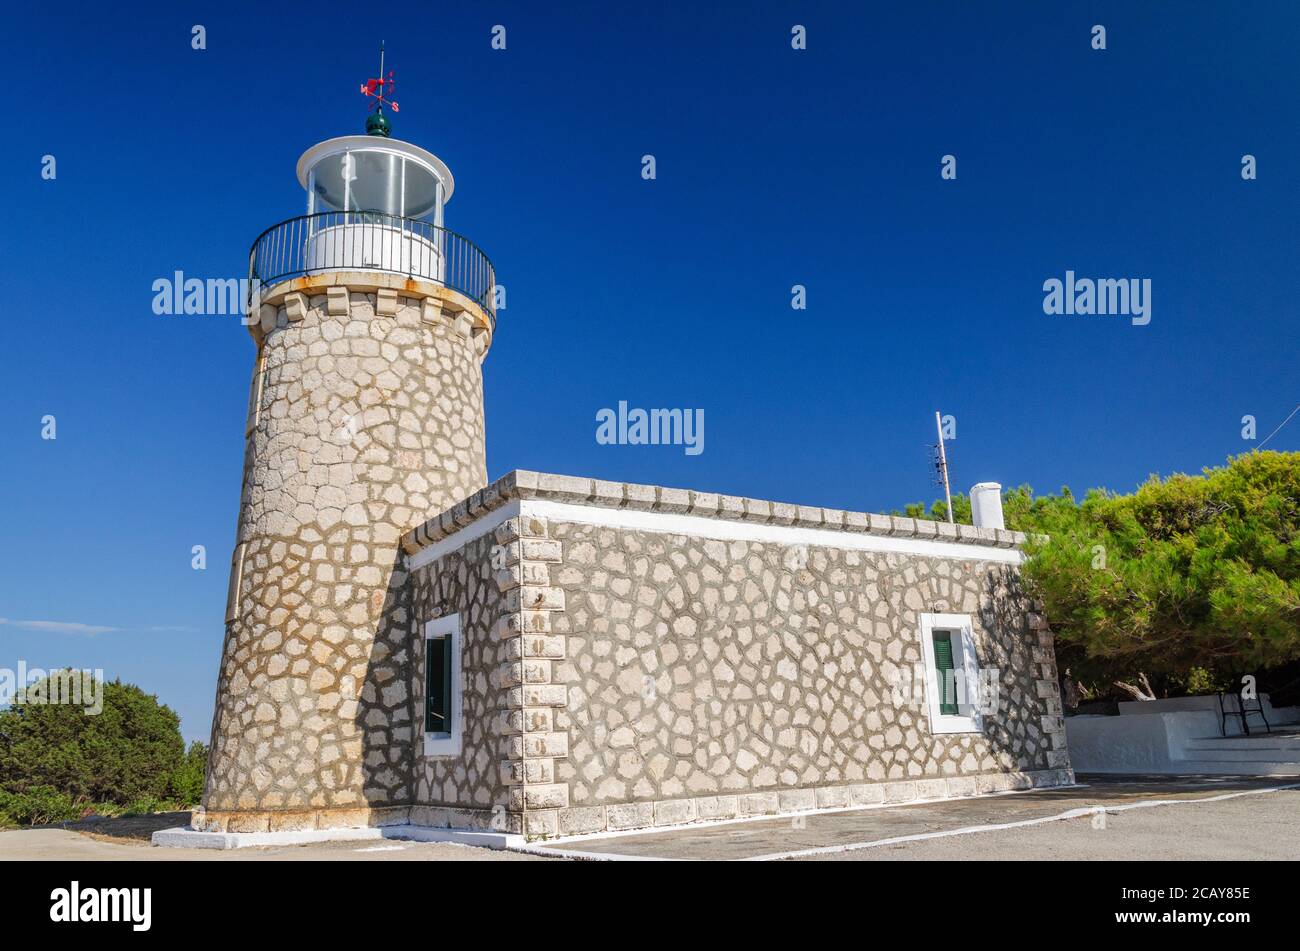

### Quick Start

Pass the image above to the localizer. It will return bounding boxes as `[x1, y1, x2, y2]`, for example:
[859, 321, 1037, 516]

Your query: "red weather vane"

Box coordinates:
[360, 42, 399, 113]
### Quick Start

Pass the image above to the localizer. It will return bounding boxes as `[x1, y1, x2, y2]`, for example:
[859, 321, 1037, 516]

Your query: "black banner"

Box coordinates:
[1, 859, 1282, 938]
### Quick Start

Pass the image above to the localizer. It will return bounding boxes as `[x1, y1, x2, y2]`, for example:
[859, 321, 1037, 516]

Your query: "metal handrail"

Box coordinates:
[1217, 689, 1273, 737]
[248, 212, 496, 326]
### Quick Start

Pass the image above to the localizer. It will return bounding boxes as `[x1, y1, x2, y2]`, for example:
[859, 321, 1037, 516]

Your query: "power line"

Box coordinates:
[1256, 403, 1300, 451]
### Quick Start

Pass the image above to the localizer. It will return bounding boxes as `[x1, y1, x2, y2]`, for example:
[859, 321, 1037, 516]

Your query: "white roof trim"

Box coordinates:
[400, 470, 1026, 559]
[406, 498, 1023, 572]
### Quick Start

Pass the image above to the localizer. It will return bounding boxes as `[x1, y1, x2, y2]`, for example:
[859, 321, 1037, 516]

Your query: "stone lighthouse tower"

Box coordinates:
[198, 78, 497, 832]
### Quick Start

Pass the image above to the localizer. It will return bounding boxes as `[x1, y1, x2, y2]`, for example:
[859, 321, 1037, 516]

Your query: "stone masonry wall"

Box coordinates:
[407, 530, 514, 833]
[406, 511, 569, 838]
[199, 283, 489, 831]
[544, 519, 1068, 837]
[399, 472, 1073, 841]
[491, 512, 573, 839]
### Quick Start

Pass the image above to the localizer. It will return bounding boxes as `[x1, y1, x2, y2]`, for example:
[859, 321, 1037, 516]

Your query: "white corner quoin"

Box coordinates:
[919, 612, 984, 735]
[423, 613, 463, 758]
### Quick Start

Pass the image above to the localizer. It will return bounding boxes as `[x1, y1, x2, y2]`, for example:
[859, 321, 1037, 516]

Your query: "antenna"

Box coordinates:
[360, 41, 399, 135]
[933, 411, 954, 523]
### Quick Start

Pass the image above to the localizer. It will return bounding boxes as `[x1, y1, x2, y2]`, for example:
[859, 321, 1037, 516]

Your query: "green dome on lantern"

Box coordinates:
[366, 110, 392, 137]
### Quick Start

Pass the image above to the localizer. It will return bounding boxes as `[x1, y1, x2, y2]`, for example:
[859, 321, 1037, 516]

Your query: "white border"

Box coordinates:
[423, 614, 463, 757]
[919, 612, 983, 734]
[408, 500, 521, 571]
[408, 497, 1022, 572]
[525, 500, 1022, 564]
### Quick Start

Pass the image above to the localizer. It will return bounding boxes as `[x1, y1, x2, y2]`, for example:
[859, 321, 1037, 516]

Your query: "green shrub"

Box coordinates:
[0, 676, 206, 824]
[0, 785, 82, 827]
[167, 741, 208, 807]
[900, 452, 1300, 697]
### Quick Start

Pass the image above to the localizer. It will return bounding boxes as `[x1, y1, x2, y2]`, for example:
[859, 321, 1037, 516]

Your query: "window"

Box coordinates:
[931, 630, 959, 715]
[426, 631, 452, 735]
[423, 614, 462, 757]
[919, 613, 982, 734]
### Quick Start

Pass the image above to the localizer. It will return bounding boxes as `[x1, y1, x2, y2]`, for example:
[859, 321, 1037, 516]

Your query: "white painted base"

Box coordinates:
[383, 825, 519, 850]
[151, 823, 522, 851]
[1066, 712, 1300, 775]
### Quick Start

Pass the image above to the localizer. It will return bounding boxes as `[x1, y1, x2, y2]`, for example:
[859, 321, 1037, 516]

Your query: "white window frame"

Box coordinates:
[423, 613, 463, 758]
[918, 612, 983, 735]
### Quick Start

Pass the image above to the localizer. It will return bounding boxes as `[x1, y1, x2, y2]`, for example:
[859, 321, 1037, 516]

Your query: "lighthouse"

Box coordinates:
[199, 61, 497, 832]
[170, 55, 1072, 851]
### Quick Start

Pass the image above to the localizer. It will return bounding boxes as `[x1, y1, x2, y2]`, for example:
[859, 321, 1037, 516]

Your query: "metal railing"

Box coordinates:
[248, 212, 496, 324]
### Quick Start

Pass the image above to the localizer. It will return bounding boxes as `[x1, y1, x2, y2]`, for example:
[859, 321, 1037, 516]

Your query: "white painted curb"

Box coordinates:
[151, 823, 521, 851]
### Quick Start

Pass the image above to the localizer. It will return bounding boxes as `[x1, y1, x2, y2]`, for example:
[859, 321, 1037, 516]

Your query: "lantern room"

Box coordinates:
[295, 135, 454, 224]
[245, 53, 496, 324]
[287, 135, 456, 285]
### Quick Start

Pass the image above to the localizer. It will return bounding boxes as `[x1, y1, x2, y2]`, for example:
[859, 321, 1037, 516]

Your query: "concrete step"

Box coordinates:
[1180, 749, 1300, 763]
[1170, 761, 1300, 776]
[1184, 735, 1300, 759]
[1176, 729, 1300, 773]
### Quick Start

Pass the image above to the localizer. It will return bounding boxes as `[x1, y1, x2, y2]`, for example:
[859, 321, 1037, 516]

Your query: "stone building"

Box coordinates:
[194, 117, 1072, 843]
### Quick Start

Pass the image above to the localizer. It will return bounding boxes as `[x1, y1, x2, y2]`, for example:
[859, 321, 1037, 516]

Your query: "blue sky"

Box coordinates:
[2, 1, 1296, 741]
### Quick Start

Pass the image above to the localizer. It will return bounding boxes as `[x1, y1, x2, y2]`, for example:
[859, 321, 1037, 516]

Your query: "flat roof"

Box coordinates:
[400, 470, 1026, 557]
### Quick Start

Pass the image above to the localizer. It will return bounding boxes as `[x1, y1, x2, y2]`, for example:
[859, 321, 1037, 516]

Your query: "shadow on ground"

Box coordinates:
[31, 811, 193, 842]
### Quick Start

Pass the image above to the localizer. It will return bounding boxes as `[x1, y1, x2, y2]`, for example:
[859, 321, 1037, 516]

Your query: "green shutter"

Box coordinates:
[932, 631, 958, 715]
